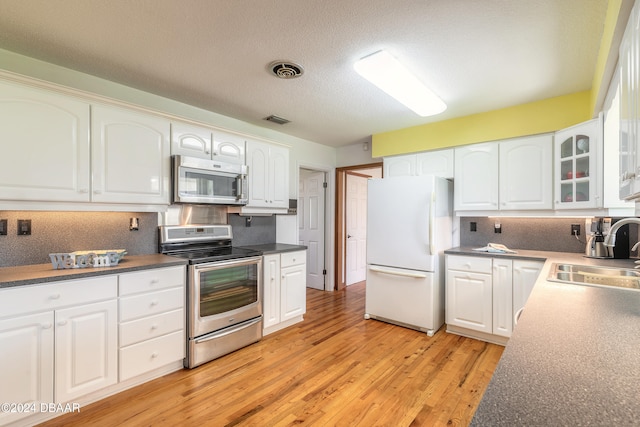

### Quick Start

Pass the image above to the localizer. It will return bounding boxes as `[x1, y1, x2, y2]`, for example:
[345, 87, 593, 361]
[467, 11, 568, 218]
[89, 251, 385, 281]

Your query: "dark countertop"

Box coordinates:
[454, 247, 640, 425]
[239, 243, 307, 255]
[0, 254, 188, 289]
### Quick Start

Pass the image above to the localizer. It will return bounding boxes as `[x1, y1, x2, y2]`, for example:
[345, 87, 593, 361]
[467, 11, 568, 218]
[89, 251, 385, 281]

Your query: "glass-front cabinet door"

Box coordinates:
[554, 118, 602, 209]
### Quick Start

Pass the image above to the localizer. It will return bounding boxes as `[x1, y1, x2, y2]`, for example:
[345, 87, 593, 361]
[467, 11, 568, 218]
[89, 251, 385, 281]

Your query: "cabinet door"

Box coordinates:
[262, 254, 281, 329]
[554, 119, 602, 209]
[0, 80, 90, 202]
[454, 143, 499, 211]
[513, 260, 544, 317]
[619, 19, 636, 200]
[55, 300, 117, 403]
[213, 130, 246, 165]
[246, 140, 270, 207]
[269, 144, 289, 208]
[171, 122, 212, 159]
[0, 312, 54, 425]
[416, 149, 454, 178]
[383, 155, 416, 177]
[499, 135, 553, 210]
[91, 105, 170, 204]
[445, 269, 492, 333]
[492, 259, 513, 338]
[281, 263, 307, 321]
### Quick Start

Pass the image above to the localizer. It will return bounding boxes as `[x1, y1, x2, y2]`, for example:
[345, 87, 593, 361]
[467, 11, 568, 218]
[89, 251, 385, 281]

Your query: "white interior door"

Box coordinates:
[299, 169, 325, 290]
[346, 172, 368, 285]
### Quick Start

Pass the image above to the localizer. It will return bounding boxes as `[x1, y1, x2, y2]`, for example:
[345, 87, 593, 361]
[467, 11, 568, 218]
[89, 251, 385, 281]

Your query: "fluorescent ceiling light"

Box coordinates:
[354, 50, 446, 117]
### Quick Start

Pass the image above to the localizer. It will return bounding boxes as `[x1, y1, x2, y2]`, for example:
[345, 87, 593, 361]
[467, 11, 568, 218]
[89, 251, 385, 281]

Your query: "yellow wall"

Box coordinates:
[372, 91, 591, 157]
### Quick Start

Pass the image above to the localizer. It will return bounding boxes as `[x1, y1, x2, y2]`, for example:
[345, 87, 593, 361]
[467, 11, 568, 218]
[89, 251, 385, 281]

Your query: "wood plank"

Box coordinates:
[37, 282, 503, 426]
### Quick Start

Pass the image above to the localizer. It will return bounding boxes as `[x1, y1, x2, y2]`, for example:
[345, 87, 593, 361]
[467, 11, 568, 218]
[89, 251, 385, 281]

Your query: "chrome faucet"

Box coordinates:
[604, 218, 640, 266]
[604, 217, 640, 247]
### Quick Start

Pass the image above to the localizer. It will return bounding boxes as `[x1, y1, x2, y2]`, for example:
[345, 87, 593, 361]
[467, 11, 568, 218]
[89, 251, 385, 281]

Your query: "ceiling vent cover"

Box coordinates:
[264, 115, 290, 125]
[269, 61, 304, 79]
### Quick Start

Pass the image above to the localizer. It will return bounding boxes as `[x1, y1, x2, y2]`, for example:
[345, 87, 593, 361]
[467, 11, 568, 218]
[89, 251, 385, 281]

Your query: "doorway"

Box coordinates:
[335, 163, 382, 290]
[299, 168, 326, 291]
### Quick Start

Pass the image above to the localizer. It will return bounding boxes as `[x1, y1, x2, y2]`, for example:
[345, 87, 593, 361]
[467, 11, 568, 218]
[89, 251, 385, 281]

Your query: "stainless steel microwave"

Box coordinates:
[172, 155, 248, 205]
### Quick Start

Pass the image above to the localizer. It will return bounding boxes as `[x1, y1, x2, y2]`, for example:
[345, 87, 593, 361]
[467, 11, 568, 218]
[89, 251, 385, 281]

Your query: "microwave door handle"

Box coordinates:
[236, 174, 246, 200]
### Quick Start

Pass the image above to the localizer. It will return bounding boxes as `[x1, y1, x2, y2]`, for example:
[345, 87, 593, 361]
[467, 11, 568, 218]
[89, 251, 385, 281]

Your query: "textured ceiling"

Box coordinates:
[0, 0, 612, 147]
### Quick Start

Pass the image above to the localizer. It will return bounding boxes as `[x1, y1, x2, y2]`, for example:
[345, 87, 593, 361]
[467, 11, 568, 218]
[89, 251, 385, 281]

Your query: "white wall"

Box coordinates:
[336, 140, 382, 167]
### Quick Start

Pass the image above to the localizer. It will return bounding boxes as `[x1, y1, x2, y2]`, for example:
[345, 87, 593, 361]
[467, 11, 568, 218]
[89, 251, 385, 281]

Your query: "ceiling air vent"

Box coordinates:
[269, 61, 304, 79]
[264, 115, 290, 125]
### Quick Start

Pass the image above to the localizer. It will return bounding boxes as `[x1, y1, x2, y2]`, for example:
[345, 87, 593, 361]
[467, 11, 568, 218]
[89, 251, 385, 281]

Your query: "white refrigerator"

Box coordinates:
[364, 175, 455, 336]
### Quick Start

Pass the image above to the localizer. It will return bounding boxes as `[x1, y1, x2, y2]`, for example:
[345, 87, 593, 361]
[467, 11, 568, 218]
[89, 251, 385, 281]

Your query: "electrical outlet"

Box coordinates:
[0, 219, 7, 235]
[494, 222, 502, 233]
[17, 219, 31, 235]
[571, 224, 581, 236]
[470, 222, 477, 232]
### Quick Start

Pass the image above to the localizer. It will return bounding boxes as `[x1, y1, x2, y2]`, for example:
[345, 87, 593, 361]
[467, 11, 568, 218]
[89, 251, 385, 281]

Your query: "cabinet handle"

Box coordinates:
[42, 323, 52, 329]
[94, 189, 102, 194]
[49, 293, 61, 300]
[151, 352, 158, 358]
[57, 320, 67, 326]
[151, 324, 158, 330]
[150, 279, 159, 285]
[78, 188, 89, 193]
[464, 263, 471, 269]
[150, 300, 159, 306]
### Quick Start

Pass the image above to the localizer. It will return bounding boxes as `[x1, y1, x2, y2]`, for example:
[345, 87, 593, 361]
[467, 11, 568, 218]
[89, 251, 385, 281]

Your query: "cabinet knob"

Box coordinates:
[78, 188, 89, 193]
[42, 323, 52, 329]
[150, 300, 159, 306]
[49, 293, 61, 300]
[151, 352, 158, 358]
[151, 324, 158, 330]
[150, 279, 159, 285]
[57, 320, 67, 326]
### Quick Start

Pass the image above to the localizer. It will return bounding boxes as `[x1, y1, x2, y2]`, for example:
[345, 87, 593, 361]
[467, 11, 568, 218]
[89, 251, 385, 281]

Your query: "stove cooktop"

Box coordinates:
[165, 246, 262, 264]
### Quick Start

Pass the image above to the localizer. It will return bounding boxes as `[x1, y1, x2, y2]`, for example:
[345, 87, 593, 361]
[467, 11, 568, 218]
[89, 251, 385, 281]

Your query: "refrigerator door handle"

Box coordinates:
[369, 265, 427, 279]
[429, 191, 435, 255]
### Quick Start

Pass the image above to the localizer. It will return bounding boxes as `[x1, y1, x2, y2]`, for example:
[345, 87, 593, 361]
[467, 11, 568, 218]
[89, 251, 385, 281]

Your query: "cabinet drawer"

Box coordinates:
[119, 287, 184, 322]
[119, 330, 185, 381]
[446, 255, 492, 274]
[119, 266, 185, 296]
[280, 250, 305, 268]
[0, 276, 117, 319]
[119, 308, 184, 347]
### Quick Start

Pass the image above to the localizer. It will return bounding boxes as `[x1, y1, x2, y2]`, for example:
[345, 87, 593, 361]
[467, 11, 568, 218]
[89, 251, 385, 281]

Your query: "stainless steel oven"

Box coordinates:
[159, 224, 263, 368]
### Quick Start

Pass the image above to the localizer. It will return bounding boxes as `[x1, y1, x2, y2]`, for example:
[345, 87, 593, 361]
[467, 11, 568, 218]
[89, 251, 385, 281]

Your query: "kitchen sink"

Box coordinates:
[548, 263, 640, 291]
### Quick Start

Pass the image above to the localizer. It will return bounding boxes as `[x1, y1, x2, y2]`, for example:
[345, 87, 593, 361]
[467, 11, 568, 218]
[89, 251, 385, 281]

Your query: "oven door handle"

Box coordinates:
[194, 316, 262, 343]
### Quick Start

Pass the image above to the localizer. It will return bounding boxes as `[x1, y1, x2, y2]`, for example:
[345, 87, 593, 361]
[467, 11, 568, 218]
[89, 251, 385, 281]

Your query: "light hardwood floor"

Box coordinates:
[38, 281, 503, 427]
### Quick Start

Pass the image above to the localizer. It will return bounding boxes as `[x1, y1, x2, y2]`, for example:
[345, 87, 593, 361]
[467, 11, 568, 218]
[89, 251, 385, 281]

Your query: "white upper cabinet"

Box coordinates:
[553, 118, 602, 209]
[499, 134, 553, 210]
[171, 124, 246, 165]
[619, 2, 640, 201]
[91, 104, 170, 204]
[170, 122, 212, 159]
[384, 149, 453, 178]
[384, 154, 416, 177]
[212, 130, 246, 165]
[0, 80, 91, 202]
[245, 139, 289, 209]
[454, 142, 499, 210]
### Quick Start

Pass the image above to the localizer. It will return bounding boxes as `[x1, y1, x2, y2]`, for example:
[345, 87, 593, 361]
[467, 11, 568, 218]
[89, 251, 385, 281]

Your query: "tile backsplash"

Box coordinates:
[0, 211, 158, 267]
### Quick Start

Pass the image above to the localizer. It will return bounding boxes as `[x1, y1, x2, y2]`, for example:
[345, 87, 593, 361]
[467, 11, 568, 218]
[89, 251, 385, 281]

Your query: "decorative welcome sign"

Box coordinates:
[49, 250, 126, 270]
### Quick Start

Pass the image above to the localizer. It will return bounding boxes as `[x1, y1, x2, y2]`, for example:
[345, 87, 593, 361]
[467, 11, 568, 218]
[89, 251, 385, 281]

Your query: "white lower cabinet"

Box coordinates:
[263, 250, 307, 335]
[0, 312, 54, 426]
[446, 255, 543, 345]
[0, 265, 186, 426]
[118, 266, 185, 381]
[0, 276, 117, 425]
